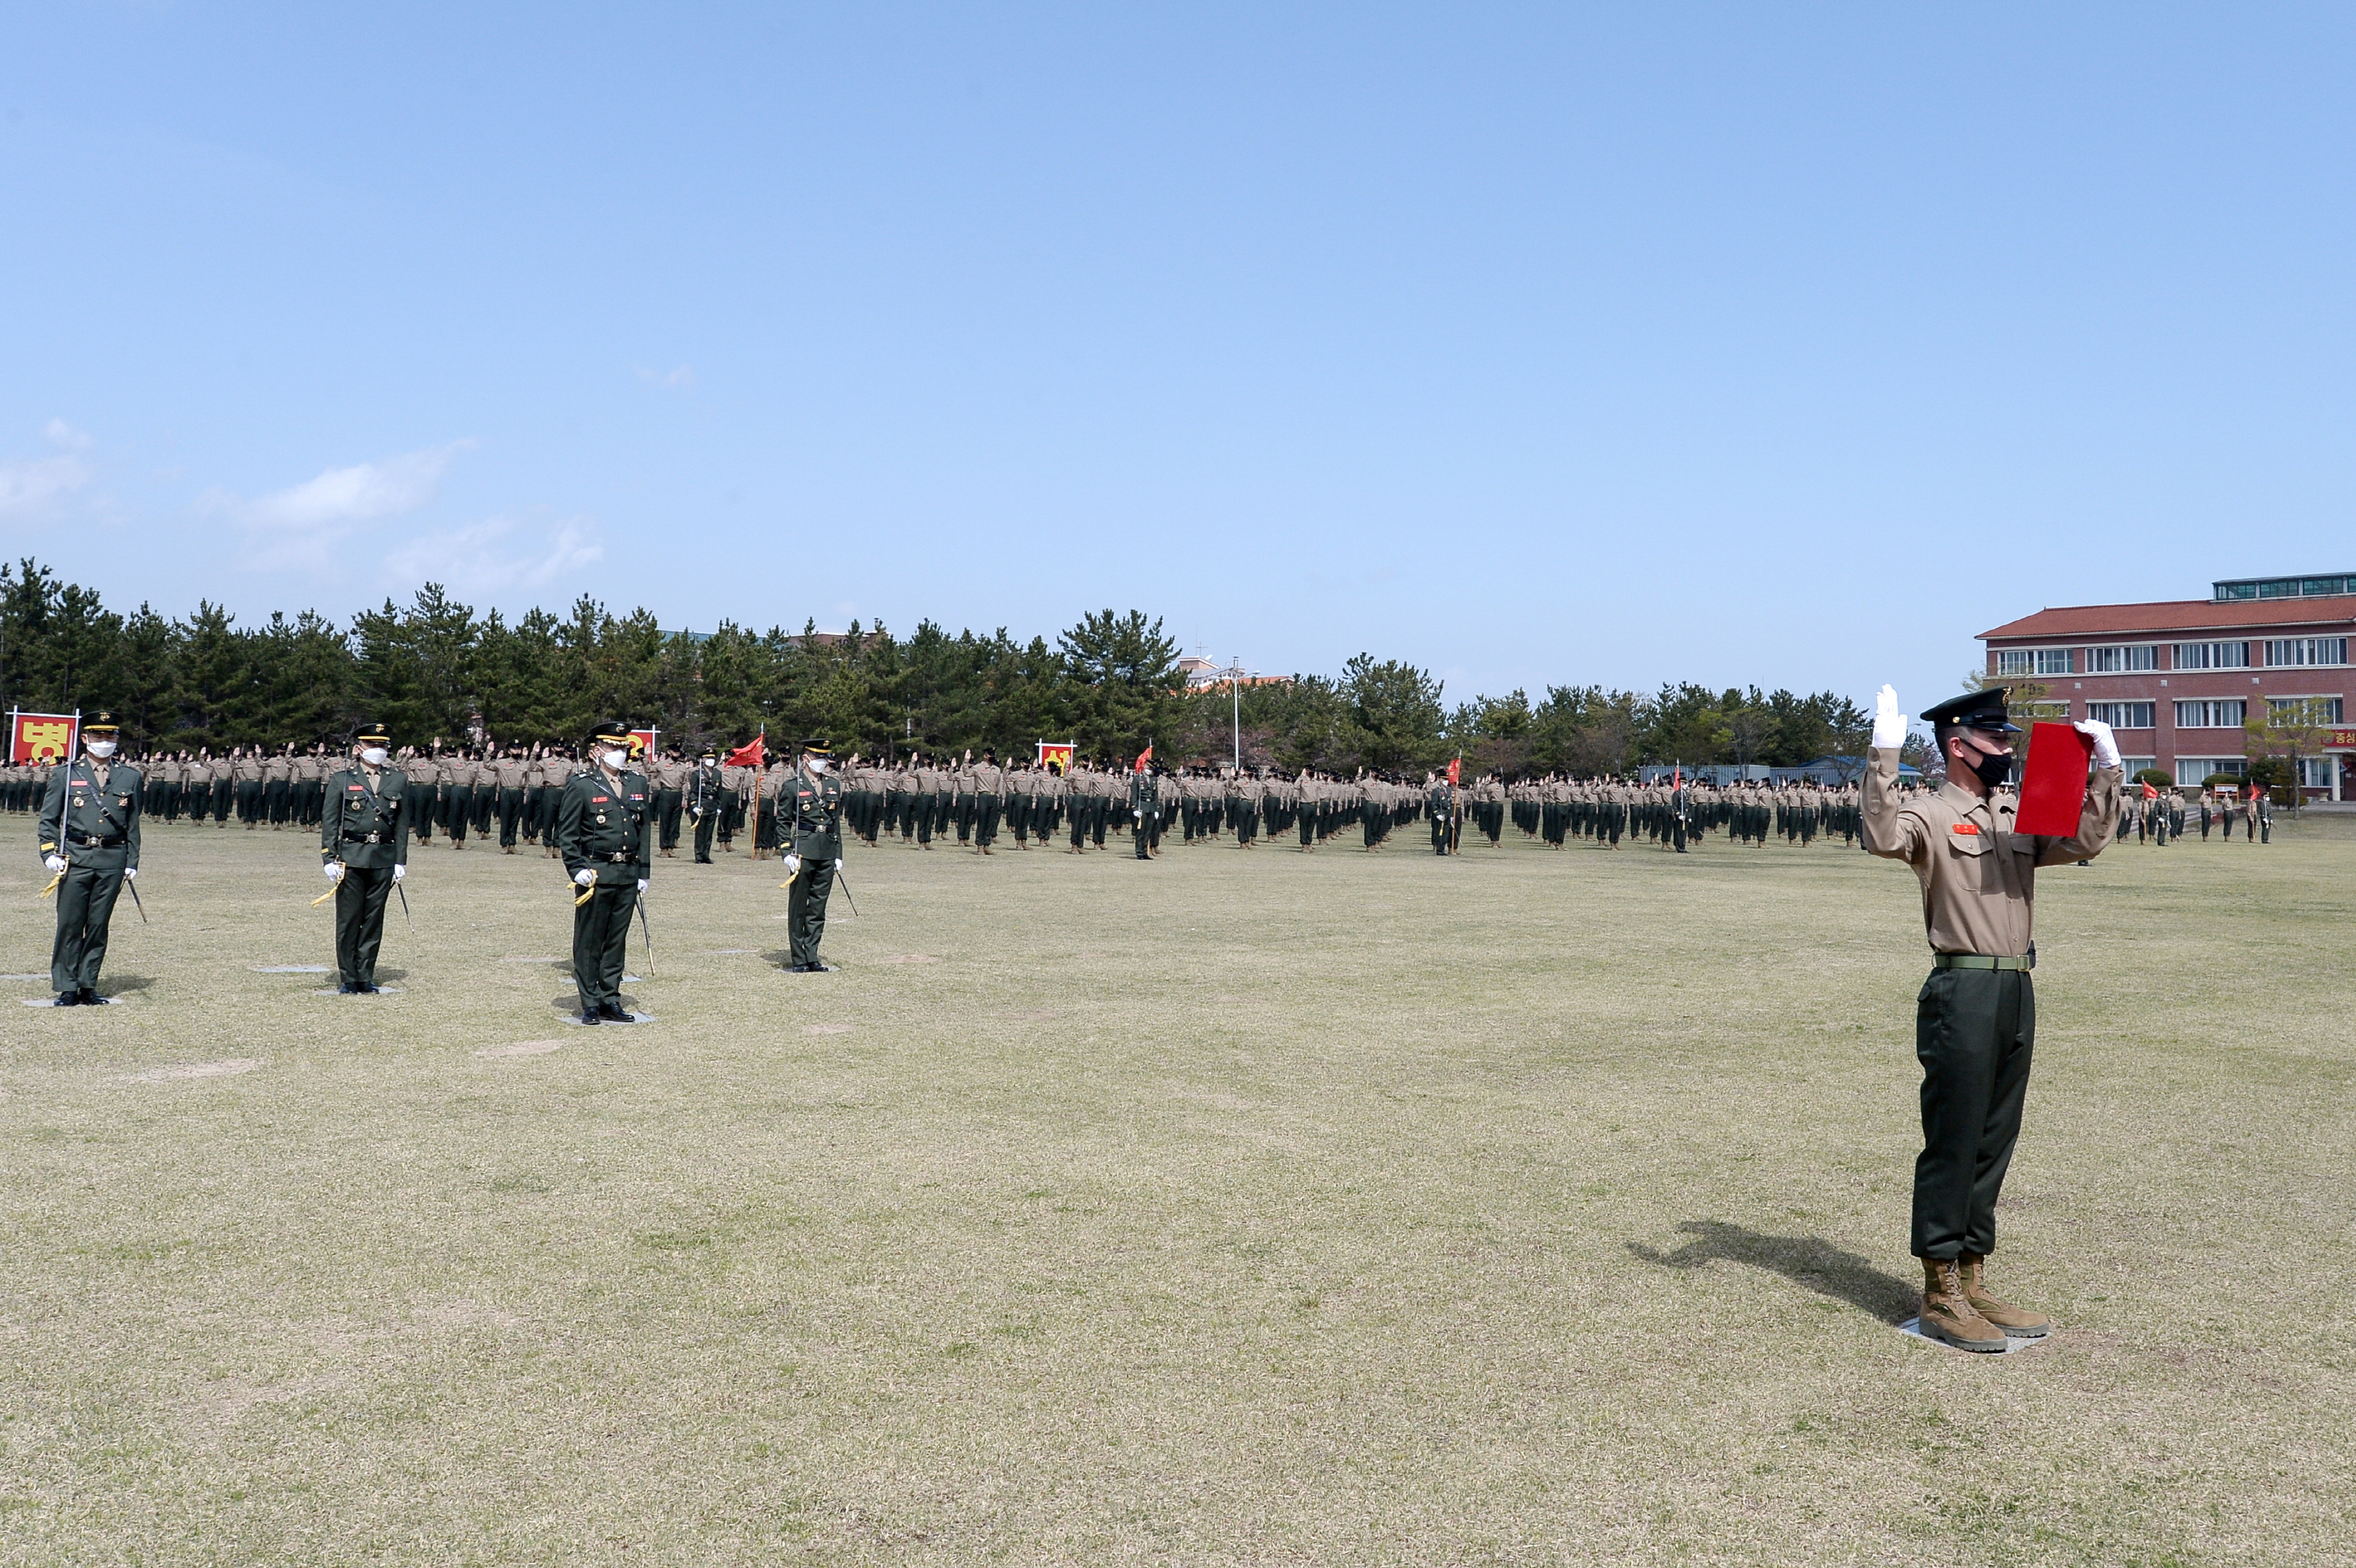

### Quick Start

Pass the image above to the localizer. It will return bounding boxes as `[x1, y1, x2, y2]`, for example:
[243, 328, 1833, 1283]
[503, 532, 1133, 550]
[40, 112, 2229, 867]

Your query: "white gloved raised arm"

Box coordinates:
[1870, 685, 1908, 750]
[2075, 718, 2123, 769]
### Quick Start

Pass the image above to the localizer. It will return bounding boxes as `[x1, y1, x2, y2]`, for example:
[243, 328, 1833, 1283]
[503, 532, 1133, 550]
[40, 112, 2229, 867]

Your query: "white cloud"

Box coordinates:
[0, 421, 95, 519]
[383, 512, 604, 596]
[634, 363, 695, 392]
[202, 439, 477, 569]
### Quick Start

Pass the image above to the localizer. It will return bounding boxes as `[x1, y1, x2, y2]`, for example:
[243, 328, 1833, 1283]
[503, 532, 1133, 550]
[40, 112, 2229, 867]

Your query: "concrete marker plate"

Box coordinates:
[552, 1011, 656, 1026]
[1896, 1316, 2048, 1355]
[252, 964, 331, 974]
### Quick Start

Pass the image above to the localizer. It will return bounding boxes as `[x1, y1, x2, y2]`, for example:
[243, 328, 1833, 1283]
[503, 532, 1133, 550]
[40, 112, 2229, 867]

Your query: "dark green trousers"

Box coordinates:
[786, 859, 834, 966]
[1913, 967, 2035, 1260]
[51, 863, 124, 992]
[693, 810, 717, 862]
[572, 883, 637, 1015]
[334, 865, 395, 988]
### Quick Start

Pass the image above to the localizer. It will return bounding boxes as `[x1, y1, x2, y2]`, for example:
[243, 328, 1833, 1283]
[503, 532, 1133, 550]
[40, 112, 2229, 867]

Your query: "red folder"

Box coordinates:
[2013, 721, 2096, 836]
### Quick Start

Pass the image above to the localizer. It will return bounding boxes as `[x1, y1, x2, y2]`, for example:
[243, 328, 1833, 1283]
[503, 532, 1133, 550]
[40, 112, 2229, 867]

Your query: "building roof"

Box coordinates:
[1979, 596, 2356, 640]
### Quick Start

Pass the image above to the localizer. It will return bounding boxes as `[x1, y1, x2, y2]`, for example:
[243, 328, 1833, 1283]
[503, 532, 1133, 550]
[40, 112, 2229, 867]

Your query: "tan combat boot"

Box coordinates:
[1919, 1258, 2008, 1352]
[1960, 1254, 2051, 1338]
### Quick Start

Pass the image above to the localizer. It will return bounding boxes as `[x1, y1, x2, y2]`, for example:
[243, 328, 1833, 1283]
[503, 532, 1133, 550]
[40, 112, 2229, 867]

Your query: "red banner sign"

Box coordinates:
[9, 711, 77, 764]
[1037, 741, 1075, 775]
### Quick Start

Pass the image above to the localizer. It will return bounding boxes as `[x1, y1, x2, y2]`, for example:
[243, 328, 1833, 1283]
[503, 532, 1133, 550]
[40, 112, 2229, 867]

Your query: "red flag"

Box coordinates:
[2140, 781, 2158, 800]
[1133, 745, 1153, 773]
[724, 734, 765, 768]
[1446, 756, 1460, 786]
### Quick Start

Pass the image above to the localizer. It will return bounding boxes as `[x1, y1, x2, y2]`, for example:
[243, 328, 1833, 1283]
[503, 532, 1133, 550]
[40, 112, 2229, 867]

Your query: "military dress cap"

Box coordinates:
[353, 719, 392, 744]
[84, 711, 120, 734]
[1920, 688, 2021, 735]
[800, 738, 832, 755]
[589, 719, 632, 745]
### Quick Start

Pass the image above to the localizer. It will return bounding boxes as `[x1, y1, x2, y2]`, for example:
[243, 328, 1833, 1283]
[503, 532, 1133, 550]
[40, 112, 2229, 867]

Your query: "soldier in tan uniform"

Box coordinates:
[1863, 686, 2121, 1352]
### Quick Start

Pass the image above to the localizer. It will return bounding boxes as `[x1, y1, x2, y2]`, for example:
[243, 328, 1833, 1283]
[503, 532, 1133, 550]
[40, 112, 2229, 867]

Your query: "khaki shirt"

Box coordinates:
[1861, 745, 2121, 957]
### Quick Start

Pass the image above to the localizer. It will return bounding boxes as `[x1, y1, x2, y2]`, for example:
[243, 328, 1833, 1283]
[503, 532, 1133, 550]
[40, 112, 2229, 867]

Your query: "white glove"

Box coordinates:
[636, 878, 649, 893]
[1871, 685, 1908, 749]
[833, 857, 843, 871]
[783, 853, 802, 876]
[324, 861, 344, 882]
[573, 868, 595, 886]
[1133, 809, 1143, 822]
[46, 855, 68, 874]
[391, 864, 406, 882]
[123, 867, 136, 882]
[2075, 719, 2122, 769]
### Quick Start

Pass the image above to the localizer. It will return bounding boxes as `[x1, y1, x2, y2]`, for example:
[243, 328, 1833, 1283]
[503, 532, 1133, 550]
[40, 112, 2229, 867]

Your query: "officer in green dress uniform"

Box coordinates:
[319, 720, 410, 994]
[782, 739, 845, 972]
[686, 749, 726, 863]
[556, 720, 652, 1024]
[37, 712, 141, 1006]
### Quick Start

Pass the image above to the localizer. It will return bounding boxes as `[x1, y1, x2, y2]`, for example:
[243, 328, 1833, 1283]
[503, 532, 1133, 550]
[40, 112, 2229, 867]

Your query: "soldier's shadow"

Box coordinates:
[1626, 1220, 1918, 1323]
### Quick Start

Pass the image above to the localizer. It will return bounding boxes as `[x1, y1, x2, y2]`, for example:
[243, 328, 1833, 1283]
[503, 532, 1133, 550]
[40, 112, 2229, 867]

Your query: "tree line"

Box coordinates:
[0, 559, 1870, 774]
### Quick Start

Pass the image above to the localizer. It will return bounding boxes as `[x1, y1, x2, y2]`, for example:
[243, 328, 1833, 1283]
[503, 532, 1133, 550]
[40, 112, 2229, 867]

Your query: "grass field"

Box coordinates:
[2, 809, 2351, 1566]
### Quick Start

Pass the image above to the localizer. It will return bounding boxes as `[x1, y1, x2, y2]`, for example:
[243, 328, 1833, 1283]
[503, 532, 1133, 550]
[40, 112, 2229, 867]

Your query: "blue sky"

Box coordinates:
[6, 4, 2355, 719]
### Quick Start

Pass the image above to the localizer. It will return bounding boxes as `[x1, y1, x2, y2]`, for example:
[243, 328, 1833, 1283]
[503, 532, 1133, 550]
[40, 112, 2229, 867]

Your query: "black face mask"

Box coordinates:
[1960, 744, 2014, 792]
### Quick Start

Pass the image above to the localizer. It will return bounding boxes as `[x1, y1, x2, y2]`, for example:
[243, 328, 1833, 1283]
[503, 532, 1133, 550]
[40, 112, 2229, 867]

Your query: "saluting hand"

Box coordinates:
[1871, 685, 1908, 749]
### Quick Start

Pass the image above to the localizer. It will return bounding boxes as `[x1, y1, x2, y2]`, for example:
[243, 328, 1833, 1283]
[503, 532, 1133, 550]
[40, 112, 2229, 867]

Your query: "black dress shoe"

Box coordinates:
[598, 1003, 635, 1023]
[338, 982, 360, 995]
[77, 988, 102, 1005]
[358, 983, 383, 995]
[805, 962, 835, 973]
[53, 991, 79, 1007]
[581, 1011, 600, 1026]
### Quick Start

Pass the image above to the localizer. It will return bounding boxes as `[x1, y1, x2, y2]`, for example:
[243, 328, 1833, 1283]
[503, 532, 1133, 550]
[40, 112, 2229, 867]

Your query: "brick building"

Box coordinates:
[1979, 573, 2356, 799]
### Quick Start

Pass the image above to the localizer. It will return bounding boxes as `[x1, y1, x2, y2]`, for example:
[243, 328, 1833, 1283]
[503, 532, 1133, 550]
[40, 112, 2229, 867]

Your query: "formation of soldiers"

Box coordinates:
[15, 745, 2296, 869]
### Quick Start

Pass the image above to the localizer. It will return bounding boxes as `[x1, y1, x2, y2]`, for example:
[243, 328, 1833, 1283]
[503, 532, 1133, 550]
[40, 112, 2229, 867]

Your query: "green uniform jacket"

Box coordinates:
[320, 763, 412, 870]
[1130, 772, 1159, 817]
[39, 761, 142, 873]
[555, 765, 653, 886]
[784, 765, 844, 859]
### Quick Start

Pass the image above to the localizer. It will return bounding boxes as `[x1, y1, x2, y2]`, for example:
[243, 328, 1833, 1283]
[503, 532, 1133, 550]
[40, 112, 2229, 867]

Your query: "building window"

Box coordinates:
[2086, 701, 2154, 728]
[2174, 700, 2246, 728]
[2018, 701, 2069, 721]
[2173, 640, 2250, 669]
[2119, 756, 2156, 778]
[1996, 648, 2069, 675]
[2088, 644, 2157, 672]
[2176, 757, 2246, 787]
[2263, 696, 2345, 725]
[2261, 637, 2349, 667]
[2299, 758, 2336, 788]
